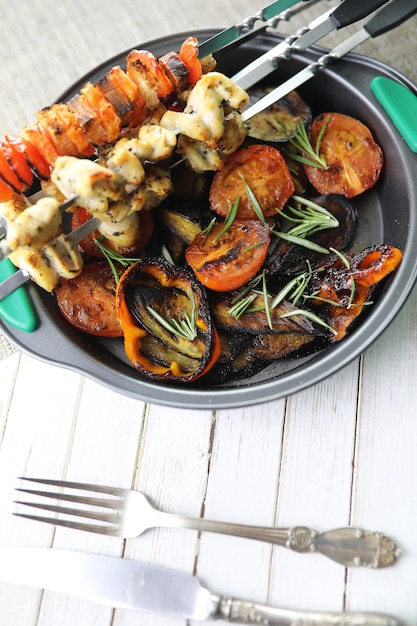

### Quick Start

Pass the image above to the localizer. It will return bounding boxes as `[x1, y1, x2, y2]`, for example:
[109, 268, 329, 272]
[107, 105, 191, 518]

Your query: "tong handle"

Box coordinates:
[365, 0, 417, 37]
[331, 0, 390, 29]
[0, 259, 39, 332]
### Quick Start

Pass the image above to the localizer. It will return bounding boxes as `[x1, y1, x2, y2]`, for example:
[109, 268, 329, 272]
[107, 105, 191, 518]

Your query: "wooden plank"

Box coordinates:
[192, 400, 286, 613]
[37, 377, 147, 626]
[0, 355, 82, 625]
[115, 403, 213, 626]
[269, 360, 360, 612]
[347, 289, 417, 625]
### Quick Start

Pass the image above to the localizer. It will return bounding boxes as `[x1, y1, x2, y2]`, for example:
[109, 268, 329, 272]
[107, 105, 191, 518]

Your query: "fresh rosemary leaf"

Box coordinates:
[93, 237, 139, 283]
[228, 292, 258, 318]
[214, 197, 240, 242]
[262, 271, 273, 330]
[279, 308, 337, 335]
[272, 230, 330, 254]
[146, 289, 197, 341]
[241, 175, 266, 222]
[279, 119, 329, 169]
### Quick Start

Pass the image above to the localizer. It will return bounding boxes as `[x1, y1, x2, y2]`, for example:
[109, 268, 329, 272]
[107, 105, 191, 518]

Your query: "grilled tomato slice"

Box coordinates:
[116, 258, 220, 382]
[185, 219, 270, 292]
[209, 144, 295, 219]
[303, 112, 384, 199]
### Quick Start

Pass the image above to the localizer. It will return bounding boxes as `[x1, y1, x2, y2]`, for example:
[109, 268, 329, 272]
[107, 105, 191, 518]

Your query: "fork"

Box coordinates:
[14, 477, 400, 569]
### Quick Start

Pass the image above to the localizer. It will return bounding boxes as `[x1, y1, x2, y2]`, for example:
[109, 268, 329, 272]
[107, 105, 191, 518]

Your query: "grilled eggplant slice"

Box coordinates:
[266, 194, 358, 276]
[116, 257, 220, 381]
[244, 89, 312, 143]
[212, 292, 319, 338]
[158, 201, 214, 245]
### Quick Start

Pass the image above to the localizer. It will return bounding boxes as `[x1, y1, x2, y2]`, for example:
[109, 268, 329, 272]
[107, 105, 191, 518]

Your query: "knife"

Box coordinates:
[198, 0, 311, 58]
[0, 547, 404, 625]
[242, 0, 417, 122]
[232, 0, 390, 89]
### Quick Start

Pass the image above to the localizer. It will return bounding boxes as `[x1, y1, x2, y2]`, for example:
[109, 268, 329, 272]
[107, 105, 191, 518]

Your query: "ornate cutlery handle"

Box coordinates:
[215, 597, 405, 626]
[162, 512, 400, 568]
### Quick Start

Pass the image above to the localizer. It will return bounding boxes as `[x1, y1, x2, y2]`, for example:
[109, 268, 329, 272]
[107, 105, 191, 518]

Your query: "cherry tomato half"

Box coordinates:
[185, 219, 270, 292]
[303, 112, 384, 199]
[209, 145, 295, 220]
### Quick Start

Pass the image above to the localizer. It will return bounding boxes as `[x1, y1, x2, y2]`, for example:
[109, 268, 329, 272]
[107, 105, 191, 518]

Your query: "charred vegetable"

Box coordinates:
[116, 257, 220, 381]
[209, 144, 295, 219]
[185, 218, 270, 292]
[308, 244, 403, 341]
[56, 260, 123, 337]
[211, 291, 322, 359]
[303, 113, 384, 199]
[266, 194, 358, 276]
[244, 89, 312, 143]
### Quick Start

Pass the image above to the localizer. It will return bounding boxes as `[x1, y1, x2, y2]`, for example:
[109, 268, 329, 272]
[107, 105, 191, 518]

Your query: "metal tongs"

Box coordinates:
[1, 0, 416, 331]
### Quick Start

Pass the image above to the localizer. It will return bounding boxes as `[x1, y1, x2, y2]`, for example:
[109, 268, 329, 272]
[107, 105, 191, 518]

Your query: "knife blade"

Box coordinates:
[0, 547, 403, 625]
[242, 0, 417, 122]
[198, 0, 310, 58]
[232, 0, 390, 89]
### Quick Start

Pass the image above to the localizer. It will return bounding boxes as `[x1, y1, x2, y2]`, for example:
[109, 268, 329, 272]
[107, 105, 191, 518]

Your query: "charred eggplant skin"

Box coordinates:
[266, 194, 358, 276]
[116, 257, 220, 382]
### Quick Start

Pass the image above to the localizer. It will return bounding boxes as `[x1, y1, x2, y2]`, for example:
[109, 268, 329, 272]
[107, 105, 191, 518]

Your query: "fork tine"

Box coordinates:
[17, 477, 124, 497]
[15, 487, 120, 510]
[14, 499, 119, 523]
[13, 512, 118, 536]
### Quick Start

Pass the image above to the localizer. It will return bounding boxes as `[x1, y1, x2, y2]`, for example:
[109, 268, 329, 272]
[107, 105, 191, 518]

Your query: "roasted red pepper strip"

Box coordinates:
[116, 258, 220, 381]
[179, 37, 202, 85]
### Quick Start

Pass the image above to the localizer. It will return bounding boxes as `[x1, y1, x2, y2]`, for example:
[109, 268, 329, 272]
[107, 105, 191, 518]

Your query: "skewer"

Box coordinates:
[1, 0, 416, 326]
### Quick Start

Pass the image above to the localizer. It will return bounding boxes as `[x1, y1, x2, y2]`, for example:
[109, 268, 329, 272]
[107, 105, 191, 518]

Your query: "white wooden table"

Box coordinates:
[1, 1, 417, 624]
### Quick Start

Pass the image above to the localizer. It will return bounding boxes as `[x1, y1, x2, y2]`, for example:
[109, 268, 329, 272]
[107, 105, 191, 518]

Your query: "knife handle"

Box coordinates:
[330, 0, 389, 29]
[365, 0, 417, 37]
[217, 597, 404, 626]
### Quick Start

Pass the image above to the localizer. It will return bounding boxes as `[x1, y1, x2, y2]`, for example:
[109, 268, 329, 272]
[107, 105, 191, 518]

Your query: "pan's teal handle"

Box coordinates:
[371, 76, 417, 152]
[0, 259, 39, 332]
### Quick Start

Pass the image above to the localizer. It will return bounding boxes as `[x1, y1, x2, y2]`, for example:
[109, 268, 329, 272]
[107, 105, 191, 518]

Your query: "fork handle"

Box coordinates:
[156, 513, 400, 568]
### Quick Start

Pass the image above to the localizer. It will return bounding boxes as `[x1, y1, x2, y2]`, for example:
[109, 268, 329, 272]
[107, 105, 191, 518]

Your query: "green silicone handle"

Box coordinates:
[0, 259, 39, 332]
[371, 76, 417, 152]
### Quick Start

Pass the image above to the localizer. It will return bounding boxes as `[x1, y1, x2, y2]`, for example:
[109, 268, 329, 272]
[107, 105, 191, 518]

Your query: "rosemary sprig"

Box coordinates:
[241, 175, 266, 222]
[271, 265, 312, 309]
[262, 270, 273, 330]
[214, 197, 240, 242]
[147, 288, 198, 341]
[279, 308, 337, 335]
[93, 237, 139, 283]
[228, 292, 259, 318]
[273, 195, 339, 254]
[280, 118, 330, 169]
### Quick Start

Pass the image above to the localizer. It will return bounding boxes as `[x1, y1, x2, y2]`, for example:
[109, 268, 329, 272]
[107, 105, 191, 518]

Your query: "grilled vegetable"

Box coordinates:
[116, 257, 220, 381]
[266, 194, 358, 276]
[158, 202, 213, 245]
[303, 113, 384, 199]
[56, 261, 123, 337]
[212, 291, 318, 338]
[209, 144, 295, 219]
[244, 89, 312, 142]
[185, 218, 270, 292]
[308, 244, 402, 341]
